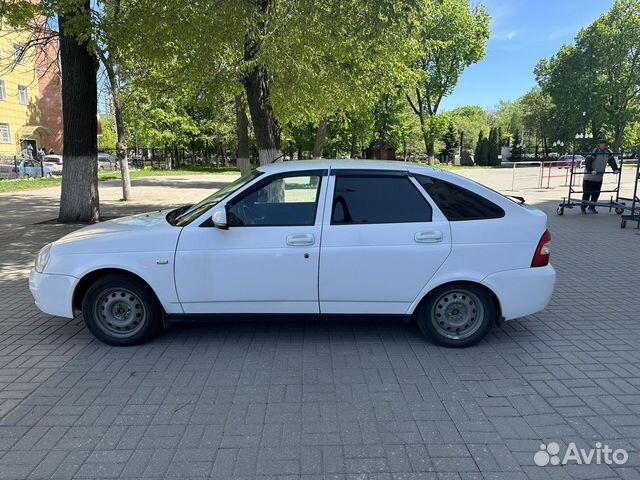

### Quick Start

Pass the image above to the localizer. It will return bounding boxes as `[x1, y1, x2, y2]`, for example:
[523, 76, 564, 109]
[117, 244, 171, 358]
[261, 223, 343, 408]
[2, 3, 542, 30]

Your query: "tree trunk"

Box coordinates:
[419, 115, 434, 165]
[313, 119, 328, 159]
[350, 133, 357, 159]
[243, 0, 281, 165]
[235, 95, 251, 175]
[100, 54, 131, 200]
[58, 4, 99, 223]
[614, 123, 625, 154]
[243, 66, 281, 165]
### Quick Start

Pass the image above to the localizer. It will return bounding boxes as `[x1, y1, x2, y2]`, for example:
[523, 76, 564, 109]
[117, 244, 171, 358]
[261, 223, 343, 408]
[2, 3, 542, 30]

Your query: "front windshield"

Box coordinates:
[173, 170, 262, 226]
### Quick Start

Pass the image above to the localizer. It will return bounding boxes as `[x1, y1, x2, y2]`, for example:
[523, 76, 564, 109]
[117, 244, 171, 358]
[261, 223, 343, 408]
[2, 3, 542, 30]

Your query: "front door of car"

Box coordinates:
[319, 171, 452, 314]
[175, 170, 327, 314]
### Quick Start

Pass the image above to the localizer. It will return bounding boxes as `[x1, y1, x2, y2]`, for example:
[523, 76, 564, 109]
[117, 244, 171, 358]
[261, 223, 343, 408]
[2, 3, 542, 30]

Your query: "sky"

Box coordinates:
[439, 0, 615, 112]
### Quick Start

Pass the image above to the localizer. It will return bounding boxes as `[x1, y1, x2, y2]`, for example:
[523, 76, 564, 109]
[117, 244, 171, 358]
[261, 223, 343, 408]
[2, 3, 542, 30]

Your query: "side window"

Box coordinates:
[415, 175, 504, 221]
[331, 174, 432, 225]
[228, 174, 322, 226]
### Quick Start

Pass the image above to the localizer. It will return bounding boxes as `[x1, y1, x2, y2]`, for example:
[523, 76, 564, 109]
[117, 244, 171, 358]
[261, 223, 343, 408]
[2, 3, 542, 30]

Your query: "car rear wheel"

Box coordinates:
[416, 283, 495, 348]
[81, 274, 161, 346]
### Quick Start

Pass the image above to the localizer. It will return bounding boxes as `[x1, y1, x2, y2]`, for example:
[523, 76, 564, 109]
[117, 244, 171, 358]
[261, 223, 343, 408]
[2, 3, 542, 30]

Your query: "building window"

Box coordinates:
[18, 85, 29, 105]
[0, 124, 11, 144]
[0, 80, 6, 101]
[14, 43, 26, 65]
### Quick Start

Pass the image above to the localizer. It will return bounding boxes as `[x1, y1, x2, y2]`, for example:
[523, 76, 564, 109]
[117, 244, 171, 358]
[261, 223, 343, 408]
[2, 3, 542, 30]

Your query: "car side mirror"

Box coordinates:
[212, 208, 228, 230]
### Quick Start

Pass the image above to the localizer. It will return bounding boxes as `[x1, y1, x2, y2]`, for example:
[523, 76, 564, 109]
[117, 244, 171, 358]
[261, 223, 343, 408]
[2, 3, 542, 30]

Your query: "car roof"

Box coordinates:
[256, 159, 439, 174]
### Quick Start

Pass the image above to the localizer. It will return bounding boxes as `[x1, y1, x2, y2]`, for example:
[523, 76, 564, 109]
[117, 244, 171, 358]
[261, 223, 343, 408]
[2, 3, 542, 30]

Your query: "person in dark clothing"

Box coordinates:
[581, 140, 620, 214]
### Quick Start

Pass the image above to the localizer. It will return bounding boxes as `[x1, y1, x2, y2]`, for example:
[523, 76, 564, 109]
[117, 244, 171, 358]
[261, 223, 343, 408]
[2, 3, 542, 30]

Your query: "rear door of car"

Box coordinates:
[318, 169, 452, 314]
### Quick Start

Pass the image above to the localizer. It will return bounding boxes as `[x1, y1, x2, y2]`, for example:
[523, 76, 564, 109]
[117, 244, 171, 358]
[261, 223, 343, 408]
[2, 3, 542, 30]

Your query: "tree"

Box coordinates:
[97, 0, 135, 201]
[445, 106, 488, 150]
[510, 131, 525, 161]
[406, 0, 490, 162]
[536, 0, 640, 152]
[519, 89, 557, 155]
[474, 130, 488, 166]
[117, 0, 417, 165]
[440, 123, 458, 163]
[58, 1, 99, 222]
[487, 127, 500, 166]
[2, 0, 100, 222]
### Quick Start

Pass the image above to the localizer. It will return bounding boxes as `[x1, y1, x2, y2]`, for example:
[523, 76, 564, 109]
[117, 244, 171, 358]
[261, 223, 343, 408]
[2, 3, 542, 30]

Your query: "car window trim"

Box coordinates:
[329, 171, 433, 226]
[226, 169, 328, 228]
[413, 174, 506, 221]
[330, 169, 408, 178]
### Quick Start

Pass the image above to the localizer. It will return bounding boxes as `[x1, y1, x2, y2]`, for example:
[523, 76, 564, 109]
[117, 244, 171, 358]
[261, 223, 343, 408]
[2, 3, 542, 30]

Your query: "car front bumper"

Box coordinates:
[482, 265, 556, 320]
[29, 269, 77, 318]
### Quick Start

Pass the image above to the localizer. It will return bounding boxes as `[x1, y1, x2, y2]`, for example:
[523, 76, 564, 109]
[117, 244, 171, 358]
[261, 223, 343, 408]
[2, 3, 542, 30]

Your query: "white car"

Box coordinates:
[29, 160, 555, 347]
[43, 155, 63, 175]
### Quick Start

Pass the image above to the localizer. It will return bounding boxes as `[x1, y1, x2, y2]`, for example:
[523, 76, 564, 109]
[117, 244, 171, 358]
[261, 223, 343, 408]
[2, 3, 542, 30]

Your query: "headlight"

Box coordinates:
[34, 244, 52, 273]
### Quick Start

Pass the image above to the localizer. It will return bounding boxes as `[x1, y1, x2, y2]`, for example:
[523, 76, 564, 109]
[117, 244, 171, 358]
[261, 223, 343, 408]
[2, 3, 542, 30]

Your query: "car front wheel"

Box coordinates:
[81, 274, 161, 346]
[416, 283, 495, 348]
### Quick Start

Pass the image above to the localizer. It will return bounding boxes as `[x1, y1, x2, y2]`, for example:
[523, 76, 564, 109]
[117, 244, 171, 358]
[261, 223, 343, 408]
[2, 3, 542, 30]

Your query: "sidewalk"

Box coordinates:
[0, 171, 638, 479]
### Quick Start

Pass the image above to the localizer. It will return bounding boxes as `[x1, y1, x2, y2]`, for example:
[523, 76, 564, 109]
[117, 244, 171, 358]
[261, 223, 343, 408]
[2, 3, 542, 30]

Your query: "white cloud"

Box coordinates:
[493, 30, 518, 41]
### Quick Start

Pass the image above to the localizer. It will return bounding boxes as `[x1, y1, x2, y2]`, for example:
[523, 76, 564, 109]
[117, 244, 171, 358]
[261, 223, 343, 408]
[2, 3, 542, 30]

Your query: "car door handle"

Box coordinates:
[415, 230, 443, 243]
[287, 234, 315, 246]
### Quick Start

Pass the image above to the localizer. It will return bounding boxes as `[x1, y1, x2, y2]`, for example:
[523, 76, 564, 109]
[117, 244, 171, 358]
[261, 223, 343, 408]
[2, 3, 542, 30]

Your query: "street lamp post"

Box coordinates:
[553, 140, 564, 155]
[575, 132, 593, 153]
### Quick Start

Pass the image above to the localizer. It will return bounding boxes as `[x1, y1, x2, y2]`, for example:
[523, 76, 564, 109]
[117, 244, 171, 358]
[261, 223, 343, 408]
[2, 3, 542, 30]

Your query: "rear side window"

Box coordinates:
[415, 175, 504, 221]
[331, 174, 432, 224]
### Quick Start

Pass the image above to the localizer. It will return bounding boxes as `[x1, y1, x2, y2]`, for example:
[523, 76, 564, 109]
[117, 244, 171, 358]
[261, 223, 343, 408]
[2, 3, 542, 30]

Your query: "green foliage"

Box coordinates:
[536, 0, 640, 150]
[474, 130, 488, 166]
[440, 124, 458, 160]
[412, 0, 491, 114]
[510, 131, 525, 161]
[487, 127, 500, 166]
[444, 106, 488, 149]
[98, 115, 117, 151]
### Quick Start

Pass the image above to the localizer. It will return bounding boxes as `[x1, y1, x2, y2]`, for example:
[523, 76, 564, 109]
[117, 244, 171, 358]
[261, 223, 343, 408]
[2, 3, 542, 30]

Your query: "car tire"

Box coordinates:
[81, 274, 162, 346]
[416, 283, 496, 348]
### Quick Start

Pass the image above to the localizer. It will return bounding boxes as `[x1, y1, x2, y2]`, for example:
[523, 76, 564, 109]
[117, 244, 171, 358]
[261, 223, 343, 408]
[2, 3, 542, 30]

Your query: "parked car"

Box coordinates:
[43, 155, 63, 175]
[557, 154, 585, 169]
[0, 163, 18, 179]
[29, 160, 555, 348]
[98, 153, 116, 171]
[18, 159, 55, 178]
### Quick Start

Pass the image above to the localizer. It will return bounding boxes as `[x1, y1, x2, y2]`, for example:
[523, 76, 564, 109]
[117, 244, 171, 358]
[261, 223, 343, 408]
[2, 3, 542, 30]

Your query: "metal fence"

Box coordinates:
[100, 148, 244, 170]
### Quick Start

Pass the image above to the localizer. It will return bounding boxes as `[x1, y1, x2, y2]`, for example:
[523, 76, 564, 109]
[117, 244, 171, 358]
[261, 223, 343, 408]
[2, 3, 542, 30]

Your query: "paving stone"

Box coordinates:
[0, 173, 639, 479]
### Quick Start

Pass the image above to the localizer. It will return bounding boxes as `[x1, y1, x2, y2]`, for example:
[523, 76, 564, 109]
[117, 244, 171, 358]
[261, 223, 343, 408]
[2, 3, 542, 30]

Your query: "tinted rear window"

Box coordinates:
[332, 174, 432, 224]
[415, 175, 504, 221]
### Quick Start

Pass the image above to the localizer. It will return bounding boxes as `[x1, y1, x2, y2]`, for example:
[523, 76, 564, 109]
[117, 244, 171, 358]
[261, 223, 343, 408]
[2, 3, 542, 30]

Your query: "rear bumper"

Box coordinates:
[482, 265, 556, 320]
[29, 269, 77, 318]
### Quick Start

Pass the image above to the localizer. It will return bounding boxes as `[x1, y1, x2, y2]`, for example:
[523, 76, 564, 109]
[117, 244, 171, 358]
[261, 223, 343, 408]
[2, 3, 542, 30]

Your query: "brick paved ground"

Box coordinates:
[0, 168, 639, 479]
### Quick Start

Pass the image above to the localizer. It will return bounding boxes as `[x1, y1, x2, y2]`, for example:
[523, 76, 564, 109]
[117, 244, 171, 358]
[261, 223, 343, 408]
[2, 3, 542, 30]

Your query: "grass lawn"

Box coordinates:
[0, 167, 240, 194]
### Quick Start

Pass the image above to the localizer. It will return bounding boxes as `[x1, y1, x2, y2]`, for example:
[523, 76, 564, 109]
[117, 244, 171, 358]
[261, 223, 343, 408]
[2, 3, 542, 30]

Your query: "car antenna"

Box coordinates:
[270, 153, 286, 164]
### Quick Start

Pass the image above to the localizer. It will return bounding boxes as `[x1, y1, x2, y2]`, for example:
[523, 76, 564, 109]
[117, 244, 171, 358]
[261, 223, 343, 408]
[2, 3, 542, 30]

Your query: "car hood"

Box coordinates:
[52, 210, 181, 254]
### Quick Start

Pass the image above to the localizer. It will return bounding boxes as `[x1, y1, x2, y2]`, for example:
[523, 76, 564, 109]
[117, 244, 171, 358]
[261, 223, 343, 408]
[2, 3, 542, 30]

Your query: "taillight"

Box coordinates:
[531, 229, 551, 268]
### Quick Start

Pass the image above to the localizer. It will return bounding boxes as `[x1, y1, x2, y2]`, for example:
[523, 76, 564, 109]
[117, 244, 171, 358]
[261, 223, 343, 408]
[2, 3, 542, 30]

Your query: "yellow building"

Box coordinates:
[0, 21, 56, 157]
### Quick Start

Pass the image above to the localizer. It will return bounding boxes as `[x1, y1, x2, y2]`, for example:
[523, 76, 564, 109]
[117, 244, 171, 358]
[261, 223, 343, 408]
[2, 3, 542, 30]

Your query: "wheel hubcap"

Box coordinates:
[95, 288, 146, 338]
[431, 289, 484, 340]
